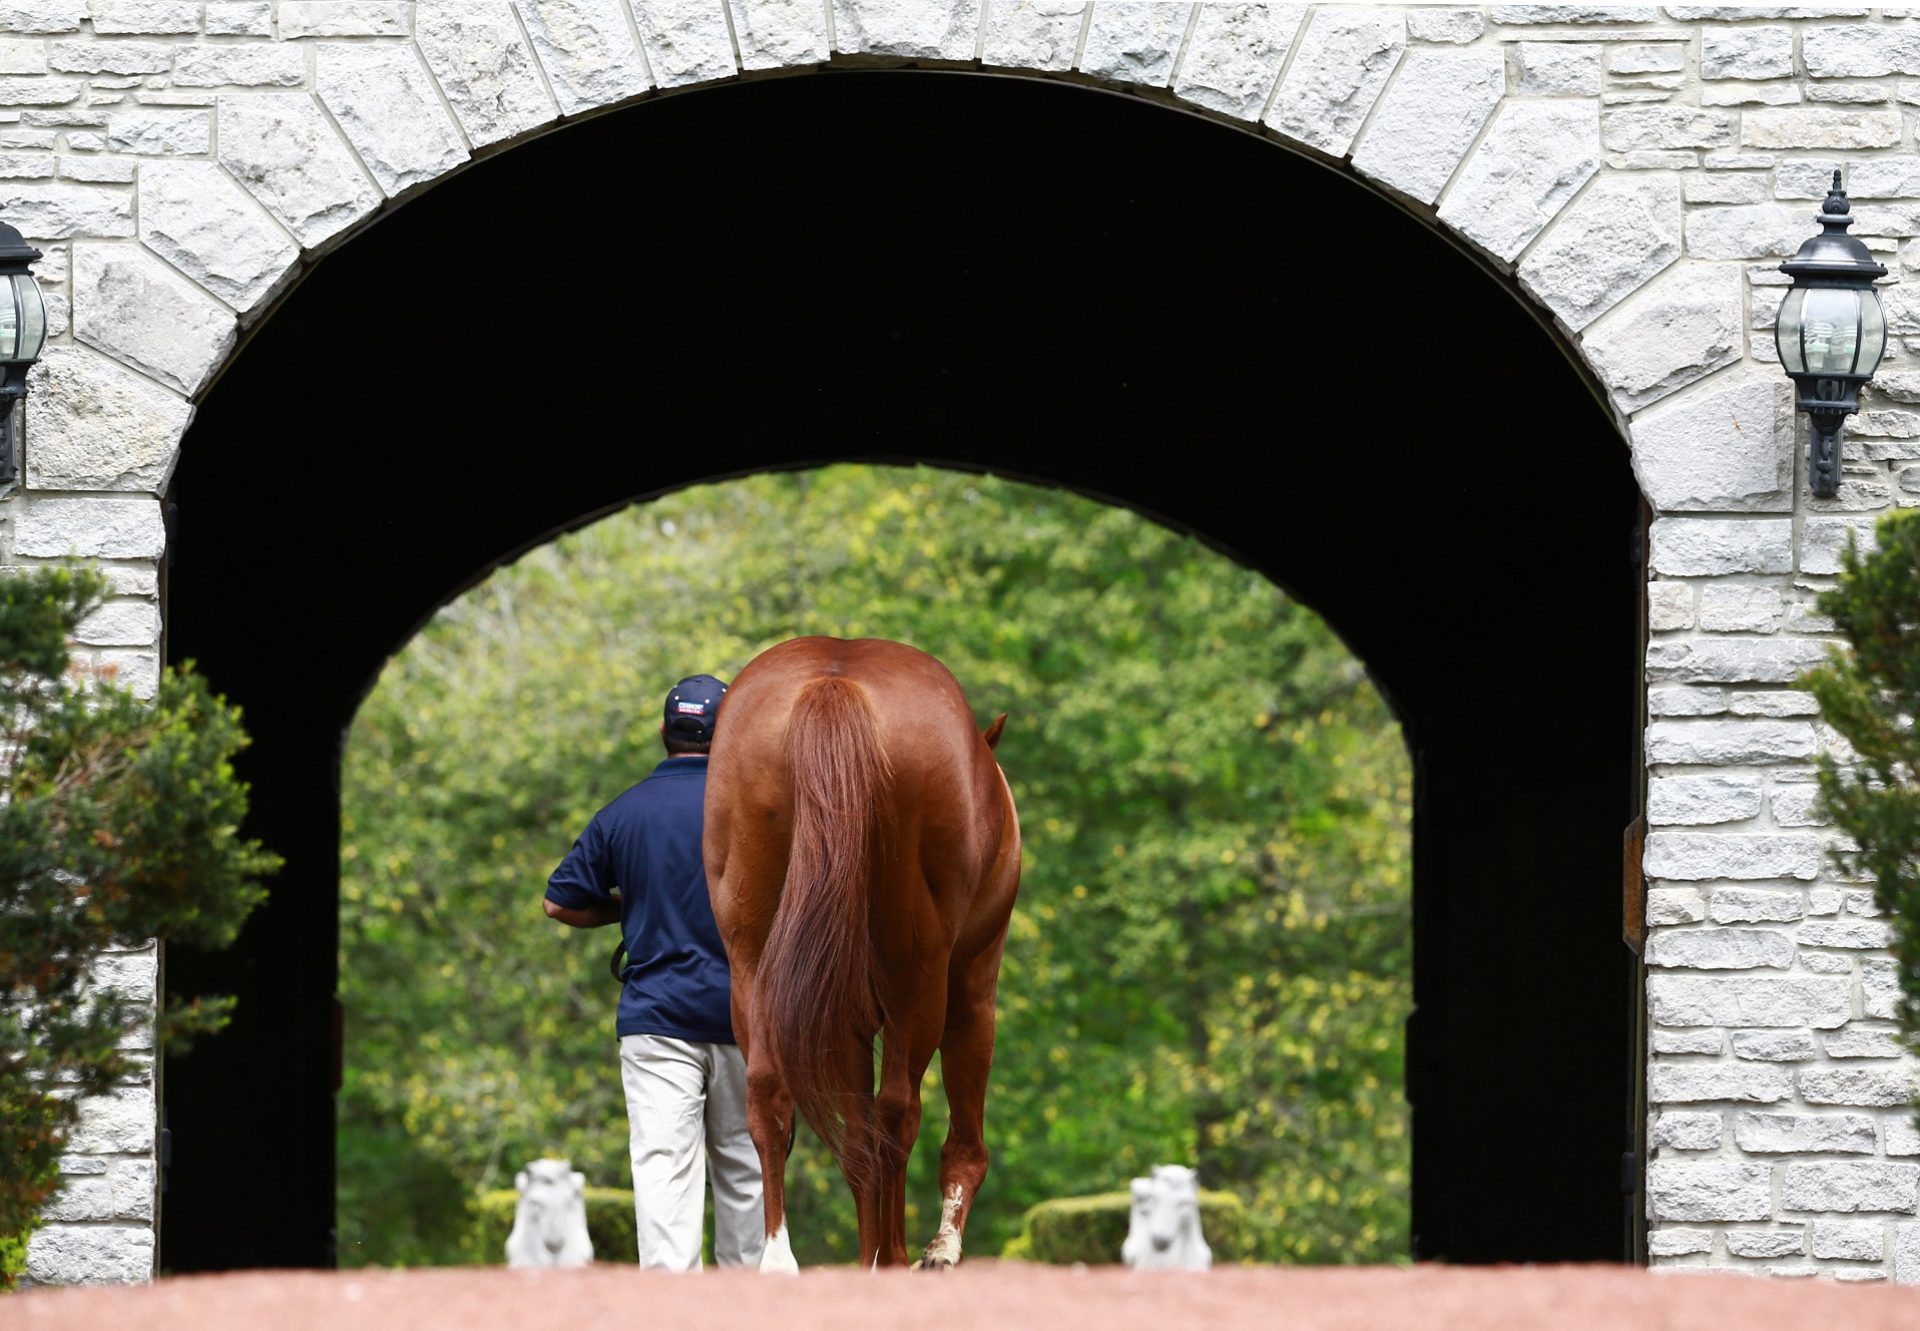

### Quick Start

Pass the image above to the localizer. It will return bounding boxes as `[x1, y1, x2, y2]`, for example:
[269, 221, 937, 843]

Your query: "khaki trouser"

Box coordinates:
[617, 1033, 766, 1269]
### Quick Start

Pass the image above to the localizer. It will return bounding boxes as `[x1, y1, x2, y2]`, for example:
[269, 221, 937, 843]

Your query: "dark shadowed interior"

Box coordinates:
[162, 70, 1647, 1272]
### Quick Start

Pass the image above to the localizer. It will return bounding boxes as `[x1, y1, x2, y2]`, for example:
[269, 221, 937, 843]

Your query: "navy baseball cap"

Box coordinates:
[663, 674, 728, 742]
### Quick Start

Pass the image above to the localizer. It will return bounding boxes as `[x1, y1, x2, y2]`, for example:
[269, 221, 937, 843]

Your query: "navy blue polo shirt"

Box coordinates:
[545, 756, 734, 1044]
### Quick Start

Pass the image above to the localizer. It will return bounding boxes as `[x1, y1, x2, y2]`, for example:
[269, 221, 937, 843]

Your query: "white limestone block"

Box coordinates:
[634, 0, 739, 88]
[1824, 1027, 1905, 1060]
[1629, 372, 1792, 513]
[1514, 43, 1600, 97]
[1078, 2, 1191, 88]
[1584, 263, 1743, 412]
[1800, 921, 1897, 949]
[1172, 3, 1305, 121]
[172, 44, 304, 87]
[519, 0, 653, 113]
[89, 1, 201, 34]
[218, 94, 382, 249]
[73, 244, 234, 396]
[1731, 1029, 1816, 1062]
[1647, 927, 1794, 970]
[1698, 586, 1784, 633]
[730, 0, 831, 69]
[1437, 100, 1598, 263]
[1863, 957, 1900, 1021]
[317, 45, 470, 198]
[1647, 1228, 1714, 1255]
[1710, 888, 1803, 924]
[1648, 687, 1729, 718]
[1602, 108, 1734, 152]
[23, 344, 189, 491]
[24, 1225, 152, 1285]
[1701, 25, 1792, 81]
[1406, 8, 1481, 44]
[1647, 773, 1762, 826]
[0, 180, 130, 238]
[1686, 202, 1809, 261]
[0, 0, 84, 30]
[1888, 1119, 1920, 1158]
[1849, 157, 1920, 199]
[96, 650, 159, 701]
[1724, 1229, 1806, 1258]
[89, 949, 158, 1003]
[1769, 787, 1823, 828]
[1351, 48, 1503, 205]
[12, 496, 162, 558]
[1811, 1220, 1886, 1262]
[67, 1085, 156, 1154]
[415, 0, 557, 149]
[1265, 6, 1405, 158]
[1647, 640, 1827, 687]
[0, 75, 84, 104]
[1647, 1160, 1773, 1221]
[75, 601, 158, 647]
[1644, 830, 1822, 879]
[138, 160, 299, 314]
[1518, 173, 1680, 332]
[1608, 43, 1682, 75]
[1648, 518, 1793, 576]
[1646, 719, 1817, 765]
[204, 1, 271, 36]
[1646, 889, 1706, 926]
[50, 40, 172, 75]
[1735, 1111, 1877, 1154]
[1742, 108, 1903, 151]
[1803, 24, 1920, 79]
[107, 106, 210, 156]
[279, 1, 411, 36]
[1648, 976, 1852, 1030]
[1801, 516, 1879, 577]
[1652, 1027, 1721, 1054]
[833, 0, 981, 61]
[40, 1158, 155, 1223]
[1489, 5, 1659, 21]
[1648, 582, 1693, 632]
[1800, 1066, 1920, 1109]
[1781, 1162, 1920, 1214]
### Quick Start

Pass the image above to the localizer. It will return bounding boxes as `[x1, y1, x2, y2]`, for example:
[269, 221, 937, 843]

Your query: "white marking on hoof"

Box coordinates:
[918, 1184, 966, 1269]
[759, 1222, 799, 1275]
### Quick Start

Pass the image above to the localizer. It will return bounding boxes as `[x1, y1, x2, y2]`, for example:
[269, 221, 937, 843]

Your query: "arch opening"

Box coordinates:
[161, 70, 1645, 1271]
[336, 463, 1417, 1268]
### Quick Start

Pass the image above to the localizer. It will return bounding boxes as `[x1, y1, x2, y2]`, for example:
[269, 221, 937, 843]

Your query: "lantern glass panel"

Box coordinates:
[1858, 287, 1887, 378]
[1776, 287, 1805, 374]
[0, 278, 16, 362]
[1799, 286, 1865, 377]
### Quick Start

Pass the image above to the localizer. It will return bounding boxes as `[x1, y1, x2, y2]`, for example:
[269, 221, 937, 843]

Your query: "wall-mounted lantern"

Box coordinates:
[0, 218, 46, 498]
[1776, 172, 1888, 499]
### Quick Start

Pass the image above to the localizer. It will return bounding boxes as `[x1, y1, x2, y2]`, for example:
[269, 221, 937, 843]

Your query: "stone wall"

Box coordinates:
[5, 0, 1920, 1285]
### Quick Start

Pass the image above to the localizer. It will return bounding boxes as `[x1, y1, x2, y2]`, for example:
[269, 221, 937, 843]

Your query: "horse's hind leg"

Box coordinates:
[917, 942, 1003, 1271]
[829, 1031, 882, 1267]
[741, 986, 800, 1275]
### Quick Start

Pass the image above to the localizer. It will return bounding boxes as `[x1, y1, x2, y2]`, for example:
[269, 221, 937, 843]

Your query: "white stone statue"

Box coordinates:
[1120, 1165, 1212, 1271]
[504, 1158, 594, 1269]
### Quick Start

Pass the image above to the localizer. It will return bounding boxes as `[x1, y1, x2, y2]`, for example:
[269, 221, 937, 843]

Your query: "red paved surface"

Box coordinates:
[9, 1263, 1920, 1331]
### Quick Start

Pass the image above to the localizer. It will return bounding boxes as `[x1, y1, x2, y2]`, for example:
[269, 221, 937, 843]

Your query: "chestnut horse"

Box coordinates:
[705, 637, 1020, 1271]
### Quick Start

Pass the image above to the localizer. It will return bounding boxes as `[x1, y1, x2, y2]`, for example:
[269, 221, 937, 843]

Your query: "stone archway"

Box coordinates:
[12, 3, 1904, 1287]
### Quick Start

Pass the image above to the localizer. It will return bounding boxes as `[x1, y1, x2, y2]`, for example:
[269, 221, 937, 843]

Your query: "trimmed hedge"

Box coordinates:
[468, 1187, 639, 1265]
[1001, 1190, 1249, 1266]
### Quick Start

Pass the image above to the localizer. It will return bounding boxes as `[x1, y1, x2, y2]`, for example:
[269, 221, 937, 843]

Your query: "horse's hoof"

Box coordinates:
[915, 1257, 955, 1272]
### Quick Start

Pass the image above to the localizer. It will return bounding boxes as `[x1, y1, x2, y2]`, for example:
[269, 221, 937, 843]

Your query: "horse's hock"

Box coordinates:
[10, 0, 1920, 1287]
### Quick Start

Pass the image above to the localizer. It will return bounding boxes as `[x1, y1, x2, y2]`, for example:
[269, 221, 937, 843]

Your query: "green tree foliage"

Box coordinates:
[338, 466, 1410, 1267]
[0, 567, 276, 1285]
[1804, 510, 1920, 1043]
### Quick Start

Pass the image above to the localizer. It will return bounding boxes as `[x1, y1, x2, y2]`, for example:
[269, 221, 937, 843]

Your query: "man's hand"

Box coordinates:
[543, 894, 622, 928]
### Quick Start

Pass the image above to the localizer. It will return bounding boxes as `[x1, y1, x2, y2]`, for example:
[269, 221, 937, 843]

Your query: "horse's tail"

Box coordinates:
[761, 674, 888, 1186]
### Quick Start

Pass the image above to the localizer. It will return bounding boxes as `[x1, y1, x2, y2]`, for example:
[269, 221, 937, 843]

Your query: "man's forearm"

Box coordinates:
[543, 895, 622, 927]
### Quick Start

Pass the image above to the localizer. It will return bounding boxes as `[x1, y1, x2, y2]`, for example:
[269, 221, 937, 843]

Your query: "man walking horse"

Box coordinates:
[705, 636, 1022, 1272]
